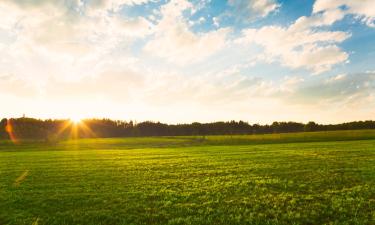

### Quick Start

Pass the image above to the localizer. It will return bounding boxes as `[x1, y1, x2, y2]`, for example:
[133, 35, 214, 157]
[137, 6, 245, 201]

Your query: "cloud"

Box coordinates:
[313, 0, 375, 27]
[0, 0, 155, 84]
[284, 71, 375, 107]
[213, 17, 220, 27]
[291, 8, 345, 31]
[0, 74, 38, 97]
[142, 71, 271, 106]
[238, 23, 350, 74]
[0, 2, 88, 58]
[233, 1, 375, 74]
[1, 0, 154, 12]
[137, 68, 375, 123]
[144, 0, 231, 65]
[0, 0, 226, 66]
[228, 0, 280, 21]
[83, 0, 157, 15]
[0, 0, 373, 123]
[44, 69, 145, 101]
[34, 63, 273, 111]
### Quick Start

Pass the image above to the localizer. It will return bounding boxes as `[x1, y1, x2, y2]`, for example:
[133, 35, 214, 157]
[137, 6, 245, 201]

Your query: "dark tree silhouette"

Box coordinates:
[0, 117, 375, 140]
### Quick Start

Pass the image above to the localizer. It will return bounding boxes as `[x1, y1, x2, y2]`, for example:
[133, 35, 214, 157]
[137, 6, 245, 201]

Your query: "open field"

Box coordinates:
[0, 131, 375, 225]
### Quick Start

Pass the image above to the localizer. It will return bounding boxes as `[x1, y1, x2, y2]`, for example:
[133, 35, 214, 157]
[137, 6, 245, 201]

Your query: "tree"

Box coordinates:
[304, 121, 319, 132]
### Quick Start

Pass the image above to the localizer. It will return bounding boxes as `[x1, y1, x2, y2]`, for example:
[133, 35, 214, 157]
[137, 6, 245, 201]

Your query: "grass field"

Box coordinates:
[0, 131, 375, 225]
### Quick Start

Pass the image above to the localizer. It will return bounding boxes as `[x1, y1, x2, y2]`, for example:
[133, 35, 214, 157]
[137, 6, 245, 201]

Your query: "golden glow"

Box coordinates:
[70, 117, 82, 124]
[5, 119, 19, 144]
[59, 118, 96, 139]
[5, 117, 97, 143]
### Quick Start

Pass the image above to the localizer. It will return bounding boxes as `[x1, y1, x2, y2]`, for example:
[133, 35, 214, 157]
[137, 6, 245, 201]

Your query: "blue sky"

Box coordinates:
[0, 0, 374, 124]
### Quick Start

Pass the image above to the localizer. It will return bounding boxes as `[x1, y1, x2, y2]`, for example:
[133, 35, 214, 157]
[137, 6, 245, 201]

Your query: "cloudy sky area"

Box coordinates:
[0, 0, 374, 124]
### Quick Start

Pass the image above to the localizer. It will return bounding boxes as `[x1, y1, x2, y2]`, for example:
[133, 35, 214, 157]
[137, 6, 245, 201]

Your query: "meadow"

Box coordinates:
[0, 130, 374, 225]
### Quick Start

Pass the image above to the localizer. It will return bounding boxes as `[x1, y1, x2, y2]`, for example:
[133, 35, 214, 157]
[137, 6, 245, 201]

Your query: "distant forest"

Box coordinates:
[1, 117, 375, 141]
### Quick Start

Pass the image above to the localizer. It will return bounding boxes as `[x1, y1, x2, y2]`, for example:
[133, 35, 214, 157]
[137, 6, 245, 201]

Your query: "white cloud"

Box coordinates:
[234, 1, 375, 74]
[291, 8, 345, 31]
[0, 0, 155, 82]
[81, 0, 156, 13]
[144, 0, 231, 65]
[0, 2, 86, 57]
[326, 73, 347, 83]
[228, 0, 280, 20]
[287, 71, 375, 106]
[44, 69, 145, 101]
[238, 24, 350, 74]
[213, 17, 220, 27]
[0, 74, 37, 97]
[279, 76, 304, 93]
[313, 0, 375, 27]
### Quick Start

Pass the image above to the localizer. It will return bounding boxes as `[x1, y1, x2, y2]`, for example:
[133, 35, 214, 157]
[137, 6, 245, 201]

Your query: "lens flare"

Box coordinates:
[5, 119, 19, 144]
[70, 117, 82, 124]
[67, 118, 96, 139]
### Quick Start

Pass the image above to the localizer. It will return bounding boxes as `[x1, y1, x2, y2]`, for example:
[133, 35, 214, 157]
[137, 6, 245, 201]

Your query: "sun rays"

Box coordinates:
[65, 119, 96, 139]
[5, 118, 97, 143]
[70, 116, 82, 124]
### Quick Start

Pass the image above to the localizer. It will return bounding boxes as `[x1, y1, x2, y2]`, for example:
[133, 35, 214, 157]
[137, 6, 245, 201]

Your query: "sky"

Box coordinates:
[0, 0, 374, 124]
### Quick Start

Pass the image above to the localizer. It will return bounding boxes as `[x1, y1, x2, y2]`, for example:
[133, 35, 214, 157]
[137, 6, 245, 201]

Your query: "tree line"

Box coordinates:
[1, 117, 375, 141]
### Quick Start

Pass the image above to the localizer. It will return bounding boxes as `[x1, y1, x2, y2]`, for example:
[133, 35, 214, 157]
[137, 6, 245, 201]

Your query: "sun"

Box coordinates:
[70, 116, 82, 124]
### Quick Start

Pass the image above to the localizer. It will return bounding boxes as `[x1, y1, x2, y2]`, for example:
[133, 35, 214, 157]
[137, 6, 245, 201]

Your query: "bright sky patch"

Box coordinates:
[0, 0, 374, 123]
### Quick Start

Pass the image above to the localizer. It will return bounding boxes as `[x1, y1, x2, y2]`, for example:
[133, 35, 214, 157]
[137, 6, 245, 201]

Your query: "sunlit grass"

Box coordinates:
[0, 131, 374, 224]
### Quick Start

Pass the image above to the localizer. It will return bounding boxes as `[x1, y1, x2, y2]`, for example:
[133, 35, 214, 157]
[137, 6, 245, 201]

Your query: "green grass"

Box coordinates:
[0, 130, 375, 225]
